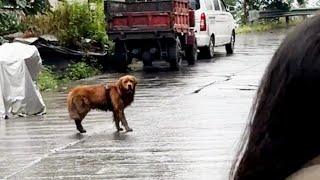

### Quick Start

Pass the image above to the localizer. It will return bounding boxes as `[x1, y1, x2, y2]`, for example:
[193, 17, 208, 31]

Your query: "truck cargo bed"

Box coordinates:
[105, 0, 191, 40]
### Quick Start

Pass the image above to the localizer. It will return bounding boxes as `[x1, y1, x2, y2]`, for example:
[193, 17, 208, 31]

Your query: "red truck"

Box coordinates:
[105, 0, 197, 72]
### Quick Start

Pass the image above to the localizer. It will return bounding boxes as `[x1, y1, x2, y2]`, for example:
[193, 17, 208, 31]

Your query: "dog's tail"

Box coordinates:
[67, 94, 89, 120]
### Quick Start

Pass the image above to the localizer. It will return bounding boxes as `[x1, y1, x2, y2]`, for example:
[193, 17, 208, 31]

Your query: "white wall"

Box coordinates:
[49, 0, 87, 9]
[49, 0, 59, 9]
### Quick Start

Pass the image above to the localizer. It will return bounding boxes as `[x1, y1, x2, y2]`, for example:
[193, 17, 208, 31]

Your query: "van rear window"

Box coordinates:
[189, 0, 200, 10]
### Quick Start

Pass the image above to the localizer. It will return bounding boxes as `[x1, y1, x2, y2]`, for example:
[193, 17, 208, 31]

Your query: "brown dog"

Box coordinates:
[67, 75, 137, 133]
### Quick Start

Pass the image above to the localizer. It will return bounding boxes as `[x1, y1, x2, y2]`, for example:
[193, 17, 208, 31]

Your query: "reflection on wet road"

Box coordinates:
[0, 31, 287, 179]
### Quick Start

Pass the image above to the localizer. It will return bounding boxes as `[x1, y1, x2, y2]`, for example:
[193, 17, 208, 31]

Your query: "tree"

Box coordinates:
[297, 0, 307, 6]
[0, 0, 52, 35]
[240, 0, 304, 24]
[0, 0, 51, 15]
[243, 0, 248, 24]
[263, 0, 292, 10]
[224, 0, 237, 6]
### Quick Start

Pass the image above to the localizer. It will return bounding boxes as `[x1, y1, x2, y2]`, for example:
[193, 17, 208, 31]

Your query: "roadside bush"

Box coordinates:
[21, 13, 51, 37]
[53, 1, 108, 48]
[0, 0, 51, 35]
[64, 61, 102, 81]
[0, 12, 24, 35]
[236, 17, 303, 34]
[22, 0, 109, 51]
[37, 65, 59, 91]
[37, 59, 103, 91]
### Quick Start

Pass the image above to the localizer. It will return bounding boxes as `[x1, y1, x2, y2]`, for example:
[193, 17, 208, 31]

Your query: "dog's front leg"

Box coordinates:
[113, 113, 123, 132]
[114, 110, 133, 132]
[110, 88, 133, 132]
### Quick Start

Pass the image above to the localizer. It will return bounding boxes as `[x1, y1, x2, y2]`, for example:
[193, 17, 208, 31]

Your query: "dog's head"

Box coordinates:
[117, 75, 137, 94]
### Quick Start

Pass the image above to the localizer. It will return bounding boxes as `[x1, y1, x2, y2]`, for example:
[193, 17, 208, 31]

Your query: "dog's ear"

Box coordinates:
[105, 84, 111, 90]
[132, 76, 138, 86]
[116, 77, 124, 90]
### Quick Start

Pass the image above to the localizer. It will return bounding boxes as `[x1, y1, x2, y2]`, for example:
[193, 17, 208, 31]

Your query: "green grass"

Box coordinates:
[236, 17, 304, 34]
[37, 66, 59, 91]
[64, 62, 101, 81]
[37, 60, 102, 91]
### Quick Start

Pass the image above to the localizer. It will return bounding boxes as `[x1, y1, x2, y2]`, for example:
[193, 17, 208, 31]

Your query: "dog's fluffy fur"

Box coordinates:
[67, 75, 137, 133]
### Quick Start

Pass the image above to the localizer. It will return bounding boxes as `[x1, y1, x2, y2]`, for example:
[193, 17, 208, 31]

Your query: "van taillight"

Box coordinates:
[200, 13, 206, 31]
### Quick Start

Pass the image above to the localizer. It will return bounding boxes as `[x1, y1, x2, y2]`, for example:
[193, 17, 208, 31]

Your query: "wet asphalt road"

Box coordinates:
[0, 30, 288, 180]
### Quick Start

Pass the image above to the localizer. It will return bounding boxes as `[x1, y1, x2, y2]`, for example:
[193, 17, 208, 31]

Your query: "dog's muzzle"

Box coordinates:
[126, 87, 134, 93]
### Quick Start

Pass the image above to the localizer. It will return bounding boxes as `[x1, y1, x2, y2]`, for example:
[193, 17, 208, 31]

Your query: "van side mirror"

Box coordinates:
[227, 5, 236, 13]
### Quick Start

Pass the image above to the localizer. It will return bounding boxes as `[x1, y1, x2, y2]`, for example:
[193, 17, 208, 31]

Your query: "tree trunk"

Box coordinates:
[243, 0, 248, 24]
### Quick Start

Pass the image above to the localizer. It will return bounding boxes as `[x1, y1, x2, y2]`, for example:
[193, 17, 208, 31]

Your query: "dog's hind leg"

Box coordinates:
[70, 96, 90, 133]
[75, 111, 89, 133]
[75, 119, 86, 133]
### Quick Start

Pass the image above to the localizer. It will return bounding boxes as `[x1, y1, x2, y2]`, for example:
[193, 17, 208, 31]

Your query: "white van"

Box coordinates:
[190, 0, 236, 58]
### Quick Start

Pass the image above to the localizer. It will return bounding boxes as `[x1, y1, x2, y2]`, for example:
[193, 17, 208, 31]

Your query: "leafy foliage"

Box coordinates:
[0, 0, 51, 15]
[37, 65, 59, 91]
[0, 0, 51, 35]
[236, 17, 303, 34]
[37, 60, 103, 91]
[22, 1, 109, 51]
[64, 60, 102, 81]
[224, 0, 237, 6]
[0, 12, 23, 35]
[54, 1, 108, 48]
[227, 0, 307, 24]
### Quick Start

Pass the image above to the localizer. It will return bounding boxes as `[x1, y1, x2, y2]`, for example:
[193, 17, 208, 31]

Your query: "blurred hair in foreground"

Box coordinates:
[230, 14, 320, 180]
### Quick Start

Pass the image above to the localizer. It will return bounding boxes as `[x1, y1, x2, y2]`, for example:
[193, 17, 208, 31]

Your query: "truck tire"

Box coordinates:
[142, 51, 153, 67]
[185, 39, 198, 65]
[113, 41, 128, 72]
[199, 36, 214, 59]
[168, 38, 182, 71]
[226, 31, 235, 54]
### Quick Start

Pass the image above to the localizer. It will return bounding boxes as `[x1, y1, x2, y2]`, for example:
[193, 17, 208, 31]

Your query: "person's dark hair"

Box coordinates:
[230, 14, 320, 180]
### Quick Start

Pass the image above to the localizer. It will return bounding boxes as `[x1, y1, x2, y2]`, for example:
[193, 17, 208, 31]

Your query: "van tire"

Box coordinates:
[226, 31, 235, 54]
[199, 36, 214, 59]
